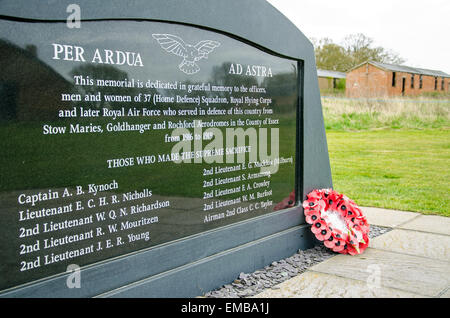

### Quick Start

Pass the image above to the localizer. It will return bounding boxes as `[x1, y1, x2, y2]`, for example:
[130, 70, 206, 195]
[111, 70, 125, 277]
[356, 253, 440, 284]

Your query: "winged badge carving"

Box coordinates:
[152, 34, 220, 75]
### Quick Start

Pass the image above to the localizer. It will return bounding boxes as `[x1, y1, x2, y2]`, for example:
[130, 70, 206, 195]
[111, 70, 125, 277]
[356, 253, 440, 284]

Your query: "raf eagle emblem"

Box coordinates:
[152, 34, 220, 75]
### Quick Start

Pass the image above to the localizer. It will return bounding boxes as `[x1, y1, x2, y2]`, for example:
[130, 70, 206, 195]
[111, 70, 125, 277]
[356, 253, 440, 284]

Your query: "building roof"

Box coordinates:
[351, 61, 450, 78]
[317, 69, 346, 79]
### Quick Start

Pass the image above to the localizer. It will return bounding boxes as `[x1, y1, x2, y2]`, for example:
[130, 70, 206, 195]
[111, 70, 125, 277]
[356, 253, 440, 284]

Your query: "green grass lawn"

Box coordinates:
[322, 97, 449, 216]
[326, 129, 449, 216]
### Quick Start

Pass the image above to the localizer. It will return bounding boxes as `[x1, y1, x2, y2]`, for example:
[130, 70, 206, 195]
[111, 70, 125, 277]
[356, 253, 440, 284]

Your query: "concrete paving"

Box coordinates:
[370, 229, 450, 261]
[398, 214, 450, 236]
[254, 207, 450, 298]
[360, 206, 420, 228]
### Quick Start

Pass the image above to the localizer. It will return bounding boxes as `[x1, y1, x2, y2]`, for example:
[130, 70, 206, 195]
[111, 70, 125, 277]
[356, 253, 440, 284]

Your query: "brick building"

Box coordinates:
[346, 61, 450, 98]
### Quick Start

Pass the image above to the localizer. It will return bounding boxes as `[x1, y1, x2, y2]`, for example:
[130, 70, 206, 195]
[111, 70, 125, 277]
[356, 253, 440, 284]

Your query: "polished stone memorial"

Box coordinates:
[0, 0, 332, 297]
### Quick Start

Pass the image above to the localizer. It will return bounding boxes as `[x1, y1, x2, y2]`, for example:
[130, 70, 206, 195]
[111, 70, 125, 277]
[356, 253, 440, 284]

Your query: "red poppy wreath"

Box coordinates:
[302, 189, 370, 255]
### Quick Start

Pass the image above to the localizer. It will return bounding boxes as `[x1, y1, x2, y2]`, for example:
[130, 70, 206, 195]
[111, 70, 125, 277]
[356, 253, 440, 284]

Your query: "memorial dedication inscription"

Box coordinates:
[0, 19, 299, 291]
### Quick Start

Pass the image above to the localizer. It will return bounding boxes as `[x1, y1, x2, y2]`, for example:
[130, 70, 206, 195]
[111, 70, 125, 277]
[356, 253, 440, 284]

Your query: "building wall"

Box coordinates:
[318, 77, 346, 92]
[346, 64, 389, 98]
[346, 63, 450, 98]
[318, 77, 332, 90]
[387, 72, 449, 96]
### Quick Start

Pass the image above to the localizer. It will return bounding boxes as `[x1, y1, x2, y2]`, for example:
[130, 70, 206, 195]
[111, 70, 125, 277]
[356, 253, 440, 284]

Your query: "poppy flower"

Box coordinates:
[302, 199, 318, 210]
[339, 244, 349, 255]
[324, 236, 337, 248]
[339, 203, 353, 217]
[302, 199, 326, 215]
[333, 229, 349, 242]
[305, 200, 326, 213]
[305, 210, 321, 225]
[356, 217, 370, 233]
[358, 233, 370, 253]
[314, 226, 332, 241]
[304, 207, 318, 218]
[329, 199, 342, 212]
[311, 219, 327, 235]
[304, 205, 319, 216]
[326, 191, 343, 209]
[307, 189, 323, 201]
[303, 189, 370, 256]
[345, 207, 361, 219]
[332, 239, 345, 253]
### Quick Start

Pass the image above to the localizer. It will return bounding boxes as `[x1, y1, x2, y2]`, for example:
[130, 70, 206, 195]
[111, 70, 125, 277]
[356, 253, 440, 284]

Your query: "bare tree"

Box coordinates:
[342, 33, 405, 66]
[313, 33, 405, 72]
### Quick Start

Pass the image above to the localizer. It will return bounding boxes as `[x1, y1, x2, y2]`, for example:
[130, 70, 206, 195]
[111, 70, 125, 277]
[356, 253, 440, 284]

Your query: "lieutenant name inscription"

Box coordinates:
[0, 20, 298, 290]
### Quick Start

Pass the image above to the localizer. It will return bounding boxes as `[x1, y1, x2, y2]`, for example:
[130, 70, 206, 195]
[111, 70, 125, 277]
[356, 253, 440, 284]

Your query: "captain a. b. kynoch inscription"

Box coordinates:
[0, 18, 299, 291]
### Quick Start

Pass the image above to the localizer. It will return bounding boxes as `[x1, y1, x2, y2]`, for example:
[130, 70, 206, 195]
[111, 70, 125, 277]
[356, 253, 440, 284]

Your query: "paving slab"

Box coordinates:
[370, 229, 450, 262]
[252, 208, 450, 299]
[309, 248, 450, 297]
[254, 271, 424, 298]
[360, 206, 419, 228]
[399, 215, 450, 236]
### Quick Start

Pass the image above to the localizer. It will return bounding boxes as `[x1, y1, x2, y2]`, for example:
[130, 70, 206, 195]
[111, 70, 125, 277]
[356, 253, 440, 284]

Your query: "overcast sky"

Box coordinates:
[267, 0, 450, 73]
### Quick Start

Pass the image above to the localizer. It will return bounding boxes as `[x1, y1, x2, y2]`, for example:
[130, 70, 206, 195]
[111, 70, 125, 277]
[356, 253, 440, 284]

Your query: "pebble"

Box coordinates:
[203, 225, 391, 298]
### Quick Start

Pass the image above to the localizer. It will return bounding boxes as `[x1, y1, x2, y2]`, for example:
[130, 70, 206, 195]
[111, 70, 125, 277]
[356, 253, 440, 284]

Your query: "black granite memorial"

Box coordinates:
[0, 0, 332, 297]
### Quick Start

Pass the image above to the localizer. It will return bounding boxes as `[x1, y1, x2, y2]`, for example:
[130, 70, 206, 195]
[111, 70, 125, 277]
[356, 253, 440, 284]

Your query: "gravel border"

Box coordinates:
[204, 225, 391, 298]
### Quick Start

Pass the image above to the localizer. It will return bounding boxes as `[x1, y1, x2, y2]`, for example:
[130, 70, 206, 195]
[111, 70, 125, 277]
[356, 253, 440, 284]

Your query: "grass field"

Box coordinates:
[322, 96, 450, 130]
[323, 97, 450, 216]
